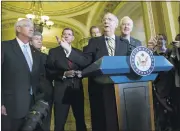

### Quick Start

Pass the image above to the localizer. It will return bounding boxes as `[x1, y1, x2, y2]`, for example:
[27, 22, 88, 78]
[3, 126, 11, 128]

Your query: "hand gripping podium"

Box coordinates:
[82, 56, 173, 131]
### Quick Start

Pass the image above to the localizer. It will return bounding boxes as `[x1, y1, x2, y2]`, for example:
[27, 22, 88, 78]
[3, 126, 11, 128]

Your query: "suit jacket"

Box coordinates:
[46, 46, 83, 104]
[1, 39, 45, 118]
[120, 36, 142, 55]
[68, 35, 128, 92]
[34, 51, 54, 102]
[69, 35, 128, 68]
[83, 45, 88, 52]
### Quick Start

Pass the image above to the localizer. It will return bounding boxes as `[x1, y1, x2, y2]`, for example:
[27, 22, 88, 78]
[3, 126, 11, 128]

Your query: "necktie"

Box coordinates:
[68, 60, 73, 69]
[22, 44, 33, 95]
[107, 37, 115, 56]
[23, 44, 32, 71]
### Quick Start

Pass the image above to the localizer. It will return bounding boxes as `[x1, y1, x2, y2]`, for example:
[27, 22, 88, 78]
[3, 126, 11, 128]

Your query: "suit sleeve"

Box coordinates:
[1, 43, 5, 105]
[36, 53, 54, 102]
[46, 49, 65, 80]
[68, 38, 95, 68]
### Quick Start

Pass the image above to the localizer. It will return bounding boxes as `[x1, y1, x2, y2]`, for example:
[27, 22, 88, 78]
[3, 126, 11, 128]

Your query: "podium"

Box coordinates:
[82, 56, 173, 131]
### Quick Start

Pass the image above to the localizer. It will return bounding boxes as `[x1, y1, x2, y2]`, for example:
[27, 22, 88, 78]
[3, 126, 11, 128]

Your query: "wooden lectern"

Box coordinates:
[82, 56, 173, 131]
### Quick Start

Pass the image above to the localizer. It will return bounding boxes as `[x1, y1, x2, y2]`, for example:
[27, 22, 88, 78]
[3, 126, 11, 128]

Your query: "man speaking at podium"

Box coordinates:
[56, 12, 128, 131]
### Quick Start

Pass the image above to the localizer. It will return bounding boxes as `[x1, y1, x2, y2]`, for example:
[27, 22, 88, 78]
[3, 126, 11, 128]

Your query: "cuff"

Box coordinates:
[62, 72, 66, 80]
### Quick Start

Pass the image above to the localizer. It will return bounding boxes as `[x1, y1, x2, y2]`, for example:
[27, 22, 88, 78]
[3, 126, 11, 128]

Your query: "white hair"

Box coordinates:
[15, 18, 33, 35]
[120, 16, 133, 28]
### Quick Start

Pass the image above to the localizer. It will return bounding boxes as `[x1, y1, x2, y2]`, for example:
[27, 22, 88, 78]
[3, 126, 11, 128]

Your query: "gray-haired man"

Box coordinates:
[31, 31, 53, 131]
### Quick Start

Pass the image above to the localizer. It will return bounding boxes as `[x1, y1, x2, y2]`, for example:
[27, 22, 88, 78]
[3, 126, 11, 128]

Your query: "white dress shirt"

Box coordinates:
[16, 37, 33, 65]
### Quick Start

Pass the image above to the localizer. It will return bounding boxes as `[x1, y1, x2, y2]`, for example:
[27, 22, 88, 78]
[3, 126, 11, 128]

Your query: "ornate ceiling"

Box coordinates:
[2, 2, 120, 48]
[2, 1, 144, 49]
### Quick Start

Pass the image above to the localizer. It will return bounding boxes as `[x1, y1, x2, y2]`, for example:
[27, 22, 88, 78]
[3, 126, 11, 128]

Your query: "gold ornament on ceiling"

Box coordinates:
[18, 1, 54, 33]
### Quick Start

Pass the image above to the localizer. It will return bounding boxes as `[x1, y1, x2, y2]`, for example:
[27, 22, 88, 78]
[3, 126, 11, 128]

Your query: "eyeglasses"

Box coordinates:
[62, 33, 73, 37]
[102, 18, 114, 22]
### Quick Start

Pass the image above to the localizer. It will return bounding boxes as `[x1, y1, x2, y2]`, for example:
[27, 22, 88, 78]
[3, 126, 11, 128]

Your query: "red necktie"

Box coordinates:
[68, 60, 73, 69]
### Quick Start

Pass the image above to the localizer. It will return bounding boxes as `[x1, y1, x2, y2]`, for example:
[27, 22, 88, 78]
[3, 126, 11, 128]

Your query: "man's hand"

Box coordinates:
[64, 70, 75, 78]
[1, 105, 7, 115]
[147, 36, 158, 50]
[55, 36, 71, 53]
[75, 70, 82, 78]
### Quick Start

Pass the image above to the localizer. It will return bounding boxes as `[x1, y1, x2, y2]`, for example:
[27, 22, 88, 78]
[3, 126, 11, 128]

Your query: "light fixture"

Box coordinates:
[18, 1, 54, 33]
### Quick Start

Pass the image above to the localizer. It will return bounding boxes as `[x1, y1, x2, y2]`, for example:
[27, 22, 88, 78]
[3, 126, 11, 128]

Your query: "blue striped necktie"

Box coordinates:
[22, 44, 33, 95]
[23, 44, 32, 71]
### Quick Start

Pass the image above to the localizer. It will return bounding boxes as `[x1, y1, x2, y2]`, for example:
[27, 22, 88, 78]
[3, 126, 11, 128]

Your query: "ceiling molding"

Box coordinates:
[71, 11, 90, 27]
[2, 18, 84, 36]
[86, 2, 102, 31]
[114, 2, 141, 19]
[2, 2, 96, 16]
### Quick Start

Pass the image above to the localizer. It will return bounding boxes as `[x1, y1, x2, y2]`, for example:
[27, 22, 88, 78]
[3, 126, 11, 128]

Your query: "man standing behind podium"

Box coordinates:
[1, 19, 45, 131]
[57, 13, 128, 131]
[119, 16, 141, 52]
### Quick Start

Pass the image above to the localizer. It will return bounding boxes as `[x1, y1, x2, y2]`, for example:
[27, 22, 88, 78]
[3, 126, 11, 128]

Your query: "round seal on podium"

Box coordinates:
[130, 46, 155, 76]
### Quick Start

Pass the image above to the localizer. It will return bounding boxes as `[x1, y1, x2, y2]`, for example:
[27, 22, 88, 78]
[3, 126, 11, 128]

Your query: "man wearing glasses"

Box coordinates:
[57, 13, 128, 131]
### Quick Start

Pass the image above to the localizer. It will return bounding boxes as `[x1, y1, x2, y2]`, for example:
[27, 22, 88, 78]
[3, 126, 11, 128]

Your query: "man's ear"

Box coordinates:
[115, 23, 118, 28]
[72, 36, 75, 41]
[16, 26, 21, 33]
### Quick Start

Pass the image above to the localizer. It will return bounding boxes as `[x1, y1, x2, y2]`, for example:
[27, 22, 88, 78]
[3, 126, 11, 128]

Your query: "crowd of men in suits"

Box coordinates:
[1, 12, 180, 131]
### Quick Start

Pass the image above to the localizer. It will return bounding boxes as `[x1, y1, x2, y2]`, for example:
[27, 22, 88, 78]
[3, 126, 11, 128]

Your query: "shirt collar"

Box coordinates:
[16, 37, 30, 48]
[105, 35, 115, 40]
[121, 35, 130, 42]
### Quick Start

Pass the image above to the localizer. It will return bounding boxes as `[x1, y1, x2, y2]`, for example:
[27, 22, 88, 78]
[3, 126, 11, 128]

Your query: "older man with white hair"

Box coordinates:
[119, 16, 142, 53]
[1, 19, 46, 131]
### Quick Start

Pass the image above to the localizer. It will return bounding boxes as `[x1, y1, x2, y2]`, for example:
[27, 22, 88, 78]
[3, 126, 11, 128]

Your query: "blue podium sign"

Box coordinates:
[130, 46, 155, 76]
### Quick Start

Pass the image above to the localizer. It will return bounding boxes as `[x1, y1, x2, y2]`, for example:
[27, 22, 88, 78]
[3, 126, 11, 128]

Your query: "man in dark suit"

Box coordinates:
[1, 19, 46, 131]
[30, 31, 53, 131]
[46, 28, 87, 131]
[83, 26, 101, 51]
[119, 16, 142, 53]
[57, 13, 128, 131]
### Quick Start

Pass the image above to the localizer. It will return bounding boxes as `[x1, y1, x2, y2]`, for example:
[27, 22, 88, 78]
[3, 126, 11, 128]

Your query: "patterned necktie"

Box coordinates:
[22, 44, 33, 95]
[107, 37, 115, 56]
[22, 44, 32, 71]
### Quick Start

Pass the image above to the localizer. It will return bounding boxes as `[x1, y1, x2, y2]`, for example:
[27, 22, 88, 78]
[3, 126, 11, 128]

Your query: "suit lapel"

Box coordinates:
[58, 46, 70, 69]
[120, 36, 129, 44]
[130, 37, 135, 47]
[114, 36, 121, 56]
[30, 46, 39, 73]
[12, 39, 30, 72]
[100, 36, 109, 56]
